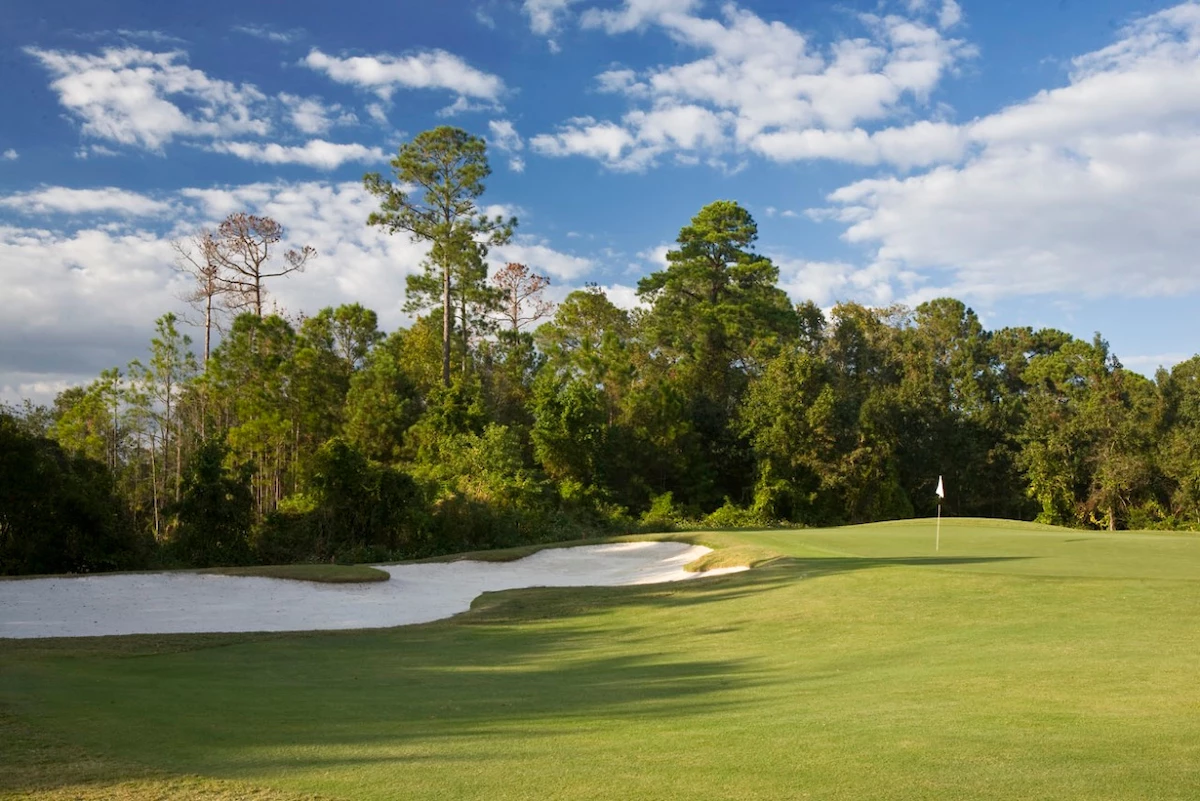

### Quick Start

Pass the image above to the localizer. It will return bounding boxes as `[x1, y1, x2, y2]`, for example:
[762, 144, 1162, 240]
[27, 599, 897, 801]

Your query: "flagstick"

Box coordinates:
[936, 501, 942, 552]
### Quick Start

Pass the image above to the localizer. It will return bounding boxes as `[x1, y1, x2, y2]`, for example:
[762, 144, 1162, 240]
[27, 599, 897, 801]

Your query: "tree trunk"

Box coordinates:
[460, 289, 469, 375]
[204, 291, 212, 363]
[149, 435, 161, 540]
[442, 258, 452, 387]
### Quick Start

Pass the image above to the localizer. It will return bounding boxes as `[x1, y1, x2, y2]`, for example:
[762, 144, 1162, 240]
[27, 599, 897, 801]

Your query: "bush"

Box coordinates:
[255, 438, 423, 564]
[0, 411, 149, 575]
[703, 498, 776, 530]
[639, 491, 689, 532]
[167, 439, 254, 568]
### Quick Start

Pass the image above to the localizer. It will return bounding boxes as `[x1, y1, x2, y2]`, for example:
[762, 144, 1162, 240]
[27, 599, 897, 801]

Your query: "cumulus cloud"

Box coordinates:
[531, 104, 727, 171]
[279, 93, 356, 135]
[1, 150, 17, 161]
[523, 0, 582, 35]
[533, 1, 974, 170]
[0, 187, 172, 216]
[488, 119, 527, 172]
[208, 140, 387, 169]
[26, 47, 270, 150]
[816, 2, 1200, 301]
[0, 181, 592, 401]
[491, 239, 594, 280]
[302, 48, 505, 105]
[580, 0, 701, 34]
[751, 120, 966, 168]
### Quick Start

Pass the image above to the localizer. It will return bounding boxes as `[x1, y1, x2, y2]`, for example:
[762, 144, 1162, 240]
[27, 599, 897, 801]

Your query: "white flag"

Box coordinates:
[935, 475, 944, 499]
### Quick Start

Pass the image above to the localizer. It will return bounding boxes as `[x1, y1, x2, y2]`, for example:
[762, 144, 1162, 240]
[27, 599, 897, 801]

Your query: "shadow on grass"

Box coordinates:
[0, 552, 1029, 795]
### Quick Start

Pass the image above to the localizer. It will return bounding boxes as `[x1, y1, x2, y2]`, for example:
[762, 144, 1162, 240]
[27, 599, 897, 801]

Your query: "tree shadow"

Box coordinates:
[1, 552, 1031, 794]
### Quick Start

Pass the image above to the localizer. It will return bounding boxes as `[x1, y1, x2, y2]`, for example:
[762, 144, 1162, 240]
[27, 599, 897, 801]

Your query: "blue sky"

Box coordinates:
[2, 0, 1198, 402]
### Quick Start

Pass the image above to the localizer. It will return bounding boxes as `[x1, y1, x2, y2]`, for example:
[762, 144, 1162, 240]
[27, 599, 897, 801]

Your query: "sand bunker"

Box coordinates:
[0, 542, 747, 639]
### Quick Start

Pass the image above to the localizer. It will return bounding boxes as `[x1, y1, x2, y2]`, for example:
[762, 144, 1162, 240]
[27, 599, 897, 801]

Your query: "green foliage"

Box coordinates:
[639, 491, 691, 532]
[702, 498, 776, 529]
[256, 437, 421, 564]
[365, 125, 514, 386]
[0, 408, 147, 575]
[15, 172, 1200, 576]
[167, 438, 253, 568]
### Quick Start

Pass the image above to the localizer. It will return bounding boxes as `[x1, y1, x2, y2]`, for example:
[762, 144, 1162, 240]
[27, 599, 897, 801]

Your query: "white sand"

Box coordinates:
[0, 542, 747, 639]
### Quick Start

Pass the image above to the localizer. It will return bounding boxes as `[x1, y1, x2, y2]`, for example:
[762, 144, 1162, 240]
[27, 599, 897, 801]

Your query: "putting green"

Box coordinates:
[3, 518, 1200, 800]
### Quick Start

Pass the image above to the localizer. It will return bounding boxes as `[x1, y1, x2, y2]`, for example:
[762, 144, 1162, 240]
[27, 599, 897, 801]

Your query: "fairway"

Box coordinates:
[4, 518, 1200, 800]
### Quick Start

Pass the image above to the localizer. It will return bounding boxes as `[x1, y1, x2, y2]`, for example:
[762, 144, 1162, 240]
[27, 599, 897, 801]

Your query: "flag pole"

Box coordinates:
[936, 500, 941, 552]
[934, 474, 944, 552]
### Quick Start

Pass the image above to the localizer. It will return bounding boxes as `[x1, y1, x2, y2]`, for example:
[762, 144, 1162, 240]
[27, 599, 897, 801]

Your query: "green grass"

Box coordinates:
[4, 518, 1200, 799]
[203, 564, 390, 583]
[1, 563, 389, 584]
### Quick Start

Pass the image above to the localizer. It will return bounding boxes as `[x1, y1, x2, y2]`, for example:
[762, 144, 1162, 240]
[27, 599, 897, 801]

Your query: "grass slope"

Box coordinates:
[204, 564, 389, 583]
[1, 564, 389, 584]
[4, 519, 1200, 800]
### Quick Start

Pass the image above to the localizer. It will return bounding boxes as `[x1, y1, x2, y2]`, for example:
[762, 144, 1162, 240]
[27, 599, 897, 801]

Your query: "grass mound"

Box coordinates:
[203, 564, 389, 583]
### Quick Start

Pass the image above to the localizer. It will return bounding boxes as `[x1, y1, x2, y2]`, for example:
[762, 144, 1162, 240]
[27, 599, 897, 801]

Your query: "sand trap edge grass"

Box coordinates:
[0, 563, 390, 584]
[201, 564, 389, 583]
[409, 531, 782, 571]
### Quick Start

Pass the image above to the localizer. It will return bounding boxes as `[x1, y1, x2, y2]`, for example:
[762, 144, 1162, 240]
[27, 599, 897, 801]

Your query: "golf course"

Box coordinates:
[3, 517, 1199, 800]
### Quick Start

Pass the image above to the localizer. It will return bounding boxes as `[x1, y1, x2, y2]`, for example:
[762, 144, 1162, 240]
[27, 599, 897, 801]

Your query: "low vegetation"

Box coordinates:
[203, 564, 389, 583]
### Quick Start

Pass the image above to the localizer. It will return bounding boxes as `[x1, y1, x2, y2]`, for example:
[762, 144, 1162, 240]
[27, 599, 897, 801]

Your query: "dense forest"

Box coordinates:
[4, 126, 1199, 576]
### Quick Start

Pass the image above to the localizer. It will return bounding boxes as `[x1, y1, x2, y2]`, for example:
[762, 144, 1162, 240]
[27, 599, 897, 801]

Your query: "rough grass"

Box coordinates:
[1, 564, 389, 584]
[203, 564, 389, 583]
[4, 518, 1200, 799]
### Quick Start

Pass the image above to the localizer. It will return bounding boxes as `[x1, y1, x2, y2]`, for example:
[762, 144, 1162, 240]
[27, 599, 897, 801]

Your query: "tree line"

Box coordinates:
[3, 125, 1199, 576]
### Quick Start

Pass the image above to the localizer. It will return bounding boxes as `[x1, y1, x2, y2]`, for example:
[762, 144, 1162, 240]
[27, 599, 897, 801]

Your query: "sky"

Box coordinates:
[2, 0, 1199, 403]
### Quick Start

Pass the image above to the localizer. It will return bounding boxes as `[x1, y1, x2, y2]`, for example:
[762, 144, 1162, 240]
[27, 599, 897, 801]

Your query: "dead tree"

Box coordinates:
[202, 213, 315, 318]
[491, 262, 554, 333]
[172, 231, 230, 364]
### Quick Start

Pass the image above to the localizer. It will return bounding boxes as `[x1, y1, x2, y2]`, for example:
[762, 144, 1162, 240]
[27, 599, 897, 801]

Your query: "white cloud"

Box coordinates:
[752, 120, 966, 168]
[773, 256, 909, 307]
[816, 2, 1200, 301]
[0, 181, 593, 398]
[27, 47, 270, 150]
[534, 1, 973, 170]
[488, 119, 524, 152]
[523, 0, 582, 35]
[580, 0, 701, 34]
[366, 103, 389, 124]
[488, 121, 528, 173]
[0, 181, 436, 399]
[531, 103, 728, 171]
[0, 187, 172, 216]
[596, 68, 648, 96]
[302, 48, 505, 103]
[279, 93, 356, 134]
[491, 239, 594, 280]
[73, 29, 188, 46]
[475, 8, 498, 29]
[209, 140, 387, 170]
[232, 24, 304, 44]
[939, 0, 963, 30]
[1, 149, 16, 161]
[73, 144, 119, 159]
[594, 283, 643, 310]
[638, 243, 672, 267]
[531, 116, 638, 166]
